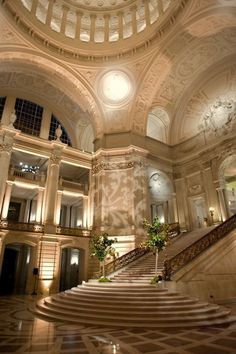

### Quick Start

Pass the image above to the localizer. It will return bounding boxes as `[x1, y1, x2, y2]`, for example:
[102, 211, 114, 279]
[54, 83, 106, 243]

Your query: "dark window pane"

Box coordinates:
[49, 115, 72, 146]
[0, 97, 6, 121]
[14, 98, 43, 137]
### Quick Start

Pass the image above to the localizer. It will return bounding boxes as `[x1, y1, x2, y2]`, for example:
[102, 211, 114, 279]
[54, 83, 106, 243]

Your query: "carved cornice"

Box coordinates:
[92, 159, 143, 174]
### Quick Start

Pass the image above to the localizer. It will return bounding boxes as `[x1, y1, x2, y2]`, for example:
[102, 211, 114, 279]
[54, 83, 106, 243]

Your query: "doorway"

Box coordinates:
[59, 248, 80, 291]
[190, 197, 207, 229]
[0, 243, 32, 295]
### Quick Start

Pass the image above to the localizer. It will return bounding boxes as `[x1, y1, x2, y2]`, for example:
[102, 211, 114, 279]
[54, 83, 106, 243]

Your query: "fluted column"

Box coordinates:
[131, 6, 137, 34]
[118, 12, 124, 39]
[90, 14, 96, 42]
[1, 96, 16, 126]
[157, 0, 164, 15]
[43, 146, 63, 231]
[83, 196, 88, 228]
[217, 188, 228, 222]
[1, 181, 13, 220]
[0, 129, 15, 215]
[60, 5, 69, 34]
[104, 14, 110, 42]
[144, 0, 150, 26]
[36, 188, 44, 223]
[31, 0, 39, 15]
[55, 190, 62, 225]
[45, 0, 55, 27]
[75, 10, 83, 39]
[65, 205, 70, 227]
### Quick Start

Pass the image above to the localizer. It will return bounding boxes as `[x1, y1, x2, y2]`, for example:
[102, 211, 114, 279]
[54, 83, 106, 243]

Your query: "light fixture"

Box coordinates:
[209, 207, 214, 224]
[99, 70, 132, 105]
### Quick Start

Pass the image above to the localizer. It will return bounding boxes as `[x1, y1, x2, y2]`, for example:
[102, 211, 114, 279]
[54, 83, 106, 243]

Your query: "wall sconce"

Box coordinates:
[209, 207, 214, 224]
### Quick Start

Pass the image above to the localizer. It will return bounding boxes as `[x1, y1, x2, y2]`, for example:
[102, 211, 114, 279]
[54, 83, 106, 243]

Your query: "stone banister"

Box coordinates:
[163, 214, 236, 280]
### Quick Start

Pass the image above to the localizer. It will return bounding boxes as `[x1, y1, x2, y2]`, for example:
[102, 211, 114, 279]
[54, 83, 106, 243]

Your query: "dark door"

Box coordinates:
[60, 248, 80, 291]
[0, 248, 18, 295]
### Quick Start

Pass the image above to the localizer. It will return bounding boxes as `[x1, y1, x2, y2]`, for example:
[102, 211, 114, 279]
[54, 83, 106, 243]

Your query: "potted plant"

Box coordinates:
[142, 217, 169, 284]
[91, 233, 116, 282]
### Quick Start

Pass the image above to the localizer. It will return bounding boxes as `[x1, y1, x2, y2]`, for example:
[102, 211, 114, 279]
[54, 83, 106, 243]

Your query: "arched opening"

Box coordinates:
[0, 243, 32, 295]
[146, 107, 169, 143]
[219, 155, 236, 218]
[149, 169, 175, 224]
[59, 247, 85, 291]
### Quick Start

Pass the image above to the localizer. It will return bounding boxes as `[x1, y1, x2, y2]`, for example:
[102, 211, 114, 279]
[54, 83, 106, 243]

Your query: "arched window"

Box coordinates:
[14, 98, 43, 136]
[0, 97, 6, 121]
[49, 115, 72, 146]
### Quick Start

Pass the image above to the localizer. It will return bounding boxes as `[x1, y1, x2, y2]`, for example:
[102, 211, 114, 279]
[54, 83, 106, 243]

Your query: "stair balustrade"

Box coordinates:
[163, 214, 236, 279]
[103, 247, 150, 277]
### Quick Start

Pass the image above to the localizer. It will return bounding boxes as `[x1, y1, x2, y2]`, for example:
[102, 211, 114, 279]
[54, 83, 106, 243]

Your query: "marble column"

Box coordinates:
[90, 14, 96, 42]
[118, 12, 124, 40]
[60, 5, 69, 34]
[43, 146, 63, 232]
[131, 6, 137, 34]
[0, 96, 16, 126]
[1, 181, 13, 220]
[174, 178, 190, 230]
[31, 0, 39, 15]
[24, 199, 31, 222]
[0, 128, 16, 215]
[144, 0, 150, 26]
[75, 10, 83, 39]
[45, 0, 55, 26]
[202, 167, 220, 222]
[36, 188, 44, 223]
[217, 188, 228, 222]
[157, 0, 164, 15]
[65, 205, 71, 227]
[55, 190, 62, 225]
[104, 14, 110, 42]
[83, 196, 88, 228]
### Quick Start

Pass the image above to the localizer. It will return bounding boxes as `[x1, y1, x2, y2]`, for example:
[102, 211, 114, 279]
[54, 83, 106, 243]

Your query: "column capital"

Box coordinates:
[62, 4, 69, 12]
[76, 10, 83, 17]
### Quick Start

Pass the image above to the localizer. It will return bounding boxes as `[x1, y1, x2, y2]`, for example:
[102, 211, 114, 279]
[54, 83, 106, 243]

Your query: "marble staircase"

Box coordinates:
[35, 282, 234, 327]
[34, 227, 236, 327]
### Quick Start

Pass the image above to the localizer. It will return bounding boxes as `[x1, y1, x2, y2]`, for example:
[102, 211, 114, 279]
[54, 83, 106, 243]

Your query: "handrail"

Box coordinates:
[163, 214, 236, 280]
[56, 226, 91, 237]
[103, 247, 150, 277]
[0, 220, 44, 233]
[101, 222, 180, 277]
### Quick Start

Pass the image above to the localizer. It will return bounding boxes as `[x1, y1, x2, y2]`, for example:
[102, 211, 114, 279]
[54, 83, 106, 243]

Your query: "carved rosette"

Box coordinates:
[0, 143, 13, 154]
[50, 152, 61, 166]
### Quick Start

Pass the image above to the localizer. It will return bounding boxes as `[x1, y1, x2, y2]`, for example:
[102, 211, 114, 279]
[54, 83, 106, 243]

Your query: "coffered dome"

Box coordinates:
[5, 0, 185, 60]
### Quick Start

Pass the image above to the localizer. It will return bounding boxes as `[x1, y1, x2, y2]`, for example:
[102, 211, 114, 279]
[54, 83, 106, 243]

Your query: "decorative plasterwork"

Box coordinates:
[0, 50, 104, 138]
[2, 0, 188, 60]
[131, 24, 236, 142]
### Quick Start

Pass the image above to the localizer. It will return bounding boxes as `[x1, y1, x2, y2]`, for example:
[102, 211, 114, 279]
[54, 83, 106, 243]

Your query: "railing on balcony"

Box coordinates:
[0, 220, 44, 232]
[163, 214, 236, 280]
[56, 226, 91, 237]
[10, 168, 46, 182]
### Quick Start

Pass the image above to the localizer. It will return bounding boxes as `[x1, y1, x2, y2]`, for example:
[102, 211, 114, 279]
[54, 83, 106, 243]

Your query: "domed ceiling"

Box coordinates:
[6, 0, 181, 59]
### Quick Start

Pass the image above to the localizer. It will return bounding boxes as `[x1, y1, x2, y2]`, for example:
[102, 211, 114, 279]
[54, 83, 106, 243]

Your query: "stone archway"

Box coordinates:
[218, 155, 236, 217]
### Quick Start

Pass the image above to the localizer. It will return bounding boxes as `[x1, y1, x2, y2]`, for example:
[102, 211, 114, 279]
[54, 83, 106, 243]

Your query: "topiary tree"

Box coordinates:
[142, 217, 169, 284]
[91, 233, 116, 282]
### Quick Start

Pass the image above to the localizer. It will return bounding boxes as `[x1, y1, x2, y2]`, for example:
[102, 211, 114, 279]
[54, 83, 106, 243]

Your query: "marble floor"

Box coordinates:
[0, 296, 236, 354]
